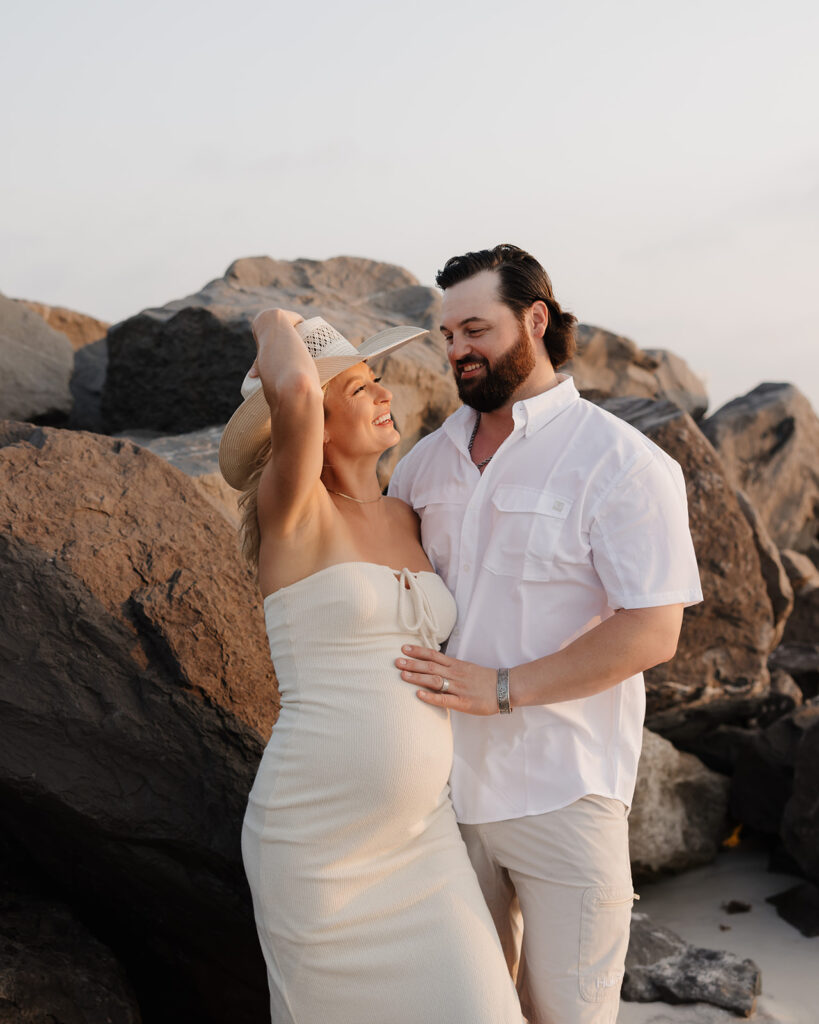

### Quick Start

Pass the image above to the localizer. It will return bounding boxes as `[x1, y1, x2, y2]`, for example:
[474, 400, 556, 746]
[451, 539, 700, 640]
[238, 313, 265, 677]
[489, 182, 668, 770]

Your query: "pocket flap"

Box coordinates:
[410, 484, 464, 510]
[491, 485, 572, 519]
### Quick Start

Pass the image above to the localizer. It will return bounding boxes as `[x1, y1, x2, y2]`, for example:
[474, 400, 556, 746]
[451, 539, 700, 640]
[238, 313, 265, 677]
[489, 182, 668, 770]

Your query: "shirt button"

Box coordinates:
[463, 564, 471, 573]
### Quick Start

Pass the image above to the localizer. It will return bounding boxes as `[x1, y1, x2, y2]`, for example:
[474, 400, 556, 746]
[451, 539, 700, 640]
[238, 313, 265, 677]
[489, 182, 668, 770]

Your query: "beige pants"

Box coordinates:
[459, 795, 636, 1024]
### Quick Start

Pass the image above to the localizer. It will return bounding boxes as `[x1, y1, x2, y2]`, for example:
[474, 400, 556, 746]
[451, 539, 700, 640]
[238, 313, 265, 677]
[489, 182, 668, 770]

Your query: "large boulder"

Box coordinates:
[729, 703, 818, 836]
[600, 398, 776, 741]
[101, 257, 459, 465]
[701, 384, 819, 560]
[0, 293, 73, 423]
[0, 421, 276, 1022]
[121, 425, 240, 527]
[564, 325, 708, 418]
[629, 729, 729, 878]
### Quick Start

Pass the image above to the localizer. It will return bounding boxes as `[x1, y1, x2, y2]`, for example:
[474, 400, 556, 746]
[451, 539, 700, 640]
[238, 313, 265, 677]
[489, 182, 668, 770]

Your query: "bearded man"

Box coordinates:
[389, 244, 702, 1024]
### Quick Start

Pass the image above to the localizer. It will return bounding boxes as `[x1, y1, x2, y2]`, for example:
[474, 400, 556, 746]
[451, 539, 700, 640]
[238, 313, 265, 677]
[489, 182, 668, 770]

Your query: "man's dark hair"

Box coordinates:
[435, 243, 577, 368]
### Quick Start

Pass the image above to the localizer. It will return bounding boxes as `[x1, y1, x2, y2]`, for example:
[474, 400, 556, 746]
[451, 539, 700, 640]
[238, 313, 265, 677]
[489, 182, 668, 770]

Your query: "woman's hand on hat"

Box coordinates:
[396, 646, 498, 716]
[251, 308, 305, 346]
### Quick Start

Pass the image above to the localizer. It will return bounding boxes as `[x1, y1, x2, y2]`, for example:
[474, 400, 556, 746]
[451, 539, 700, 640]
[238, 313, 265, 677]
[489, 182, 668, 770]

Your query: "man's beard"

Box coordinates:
[455, 326, 537, 413]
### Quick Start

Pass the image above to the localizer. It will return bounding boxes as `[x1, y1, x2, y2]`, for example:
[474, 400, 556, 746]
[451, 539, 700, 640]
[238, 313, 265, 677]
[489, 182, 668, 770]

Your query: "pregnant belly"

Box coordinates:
[247, 680, 454, 843]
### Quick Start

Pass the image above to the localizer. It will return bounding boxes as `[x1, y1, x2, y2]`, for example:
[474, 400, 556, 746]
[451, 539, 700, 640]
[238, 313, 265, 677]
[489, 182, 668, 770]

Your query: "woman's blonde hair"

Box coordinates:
[238, 437, 273, 569]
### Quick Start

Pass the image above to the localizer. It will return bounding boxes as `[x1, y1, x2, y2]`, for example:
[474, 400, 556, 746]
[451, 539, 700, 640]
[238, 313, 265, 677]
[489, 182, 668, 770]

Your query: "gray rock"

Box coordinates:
[630, 729, 729, 878]
[623, 912, 761, 1015]
[702, 383, 819, 560]
[0, 292, 73, 422]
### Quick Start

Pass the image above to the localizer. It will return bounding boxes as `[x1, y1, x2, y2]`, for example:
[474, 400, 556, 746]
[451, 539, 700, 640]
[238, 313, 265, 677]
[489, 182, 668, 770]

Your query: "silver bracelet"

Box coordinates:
[497, 668, 513, 714]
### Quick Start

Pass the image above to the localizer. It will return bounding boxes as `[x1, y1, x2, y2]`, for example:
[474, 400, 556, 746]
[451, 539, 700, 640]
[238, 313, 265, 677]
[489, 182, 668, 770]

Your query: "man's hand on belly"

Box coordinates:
[396, 646, 499, 716]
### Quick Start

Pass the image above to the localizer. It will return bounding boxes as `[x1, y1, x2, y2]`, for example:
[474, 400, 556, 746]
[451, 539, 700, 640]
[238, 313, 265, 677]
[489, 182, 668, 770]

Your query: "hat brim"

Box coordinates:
[218, 324, 429, 490]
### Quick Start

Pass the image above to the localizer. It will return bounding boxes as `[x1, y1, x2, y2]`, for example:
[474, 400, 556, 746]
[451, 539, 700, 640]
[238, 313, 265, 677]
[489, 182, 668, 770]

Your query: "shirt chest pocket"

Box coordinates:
[483, 485, 573, 581]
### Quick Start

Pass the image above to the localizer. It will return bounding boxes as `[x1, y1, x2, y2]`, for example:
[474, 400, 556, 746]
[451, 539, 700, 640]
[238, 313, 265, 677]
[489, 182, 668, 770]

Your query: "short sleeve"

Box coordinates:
[589, 448, 703, 610]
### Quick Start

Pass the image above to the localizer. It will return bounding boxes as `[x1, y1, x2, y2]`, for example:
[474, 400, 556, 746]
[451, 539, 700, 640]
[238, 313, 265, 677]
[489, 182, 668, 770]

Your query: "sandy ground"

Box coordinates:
[616, 847, 817, 1024]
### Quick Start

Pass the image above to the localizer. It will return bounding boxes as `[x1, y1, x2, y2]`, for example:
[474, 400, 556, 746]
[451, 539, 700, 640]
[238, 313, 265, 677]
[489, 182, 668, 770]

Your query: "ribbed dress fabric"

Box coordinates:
[242, 562, 522, 1024]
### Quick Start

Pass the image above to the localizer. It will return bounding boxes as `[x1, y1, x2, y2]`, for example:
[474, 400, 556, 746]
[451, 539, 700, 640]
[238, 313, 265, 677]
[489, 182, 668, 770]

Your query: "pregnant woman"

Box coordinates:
[219, 310, 521, 1024]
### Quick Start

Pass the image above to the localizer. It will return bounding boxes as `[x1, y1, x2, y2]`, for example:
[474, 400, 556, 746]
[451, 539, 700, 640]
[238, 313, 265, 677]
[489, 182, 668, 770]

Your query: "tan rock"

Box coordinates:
[735, 489, 793, 647]
[565, 325, 708, 418]
[630, 728, 729, 878]
[19, 299, 109, 350]
[780, 546, 819, 645]
[780, 549, 819, 593]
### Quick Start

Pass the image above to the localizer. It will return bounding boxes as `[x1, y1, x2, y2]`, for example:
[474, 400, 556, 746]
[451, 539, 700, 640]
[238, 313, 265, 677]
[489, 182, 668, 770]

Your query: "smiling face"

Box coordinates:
[322, 362, 399, 457]
[440, 270, 552, 412]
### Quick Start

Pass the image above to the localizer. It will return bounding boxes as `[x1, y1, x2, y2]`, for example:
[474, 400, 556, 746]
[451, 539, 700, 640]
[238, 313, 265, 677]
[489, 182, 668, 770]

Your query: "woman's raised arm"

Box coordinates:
[252, 308, 325, 528]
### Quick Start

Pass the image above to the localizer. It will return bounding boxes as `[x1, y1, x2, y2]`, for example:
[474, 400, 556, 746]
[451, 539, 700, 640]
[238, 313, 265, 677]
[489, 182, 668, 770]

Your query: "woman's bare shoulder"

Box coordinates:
[383, 494, 421, 534]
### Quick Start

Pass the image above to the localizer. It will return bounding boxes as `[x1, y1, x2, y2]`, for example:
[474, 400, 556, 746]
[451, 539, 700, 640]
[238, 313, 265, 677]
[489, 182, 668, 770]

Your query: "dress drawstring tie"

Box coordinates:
[395, 569, 437, 649]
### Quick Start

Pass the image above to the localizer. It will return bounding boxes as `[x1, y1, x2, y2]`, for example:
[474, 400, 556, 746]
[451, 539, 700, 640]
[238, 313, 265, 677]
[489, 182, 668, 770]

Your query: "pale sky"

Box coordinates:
[3, 0, 817, 414]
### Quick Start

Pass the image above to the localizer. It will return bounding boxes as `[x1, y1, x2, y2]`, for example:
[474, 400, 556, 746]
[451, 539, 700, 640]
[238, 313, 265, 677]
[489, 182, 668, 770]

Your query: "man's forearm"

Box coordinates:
[511, 604, 684, 708]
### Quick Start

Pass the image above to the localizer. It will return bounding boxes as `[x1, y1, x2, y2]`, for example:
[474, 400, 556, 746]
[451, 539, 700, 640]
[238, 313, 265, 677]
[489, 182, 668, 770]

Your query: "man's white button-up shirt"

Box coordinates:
[389, 376, 703, 824]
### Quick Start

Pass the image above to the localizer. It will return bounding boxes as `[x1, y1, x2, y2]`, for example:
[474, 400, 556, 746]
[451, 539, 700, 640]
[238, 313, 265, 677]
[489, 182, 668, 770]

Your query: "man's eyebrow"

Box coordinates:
[439, 316, 487, 332]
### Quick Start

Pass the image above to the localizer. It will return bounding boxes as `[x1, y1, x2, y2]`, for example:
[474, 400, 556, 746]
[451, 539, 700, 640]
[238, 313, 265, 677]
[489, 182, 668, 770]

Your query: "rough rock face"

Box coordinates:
[702, 383, 819, 560]
[0, 293, 74, 422]
[564, 325, 708, 418]
[19, 299, 109, 350]
[600, 398, 775, 740]
[0, 851, 142, 1024]
[629, 729, 729, 878]
[766, 881, 819, 937]
[769, 644, 819, 700]
[780, 705, 819, 884]
[101, 257, 459, 461]
[780, 548, 819, 647]
[623, 913, 761, 1015]
[735, 491, 793, 648]
[0, 421, 276, 1022]
[121, 425, 240, 527]
[19, 298, 112, 432]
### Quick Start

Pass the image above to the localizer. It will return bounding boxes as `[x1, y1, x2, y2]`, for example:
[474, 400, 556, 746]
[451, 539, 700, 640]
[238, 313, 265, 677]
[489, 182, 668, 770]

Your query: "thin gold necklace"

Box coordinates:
[326, 488, 383, 504]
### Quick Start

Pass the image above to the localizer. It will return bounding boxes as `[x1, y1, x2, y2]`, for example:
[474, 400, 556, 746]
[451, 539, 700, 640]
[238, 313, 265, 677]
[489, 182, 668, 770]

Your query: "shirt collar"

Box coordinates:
[443, 374, 580, 452]
[513, 374, 579, 437]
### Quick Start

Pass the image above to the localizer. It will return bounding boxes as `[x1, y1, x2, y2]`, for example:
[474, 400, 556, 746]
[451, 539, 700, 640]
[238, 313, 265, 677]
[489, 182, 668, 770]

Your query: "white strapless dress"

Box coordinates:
[242, 562, 522, 1024]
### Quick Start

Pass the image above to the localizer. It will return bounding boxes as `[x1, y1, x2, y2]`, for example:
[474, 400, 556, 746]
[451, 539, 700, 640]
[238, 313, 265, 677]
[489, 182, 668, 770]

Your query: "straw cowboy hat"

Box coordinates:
[219, 316, 428, 490]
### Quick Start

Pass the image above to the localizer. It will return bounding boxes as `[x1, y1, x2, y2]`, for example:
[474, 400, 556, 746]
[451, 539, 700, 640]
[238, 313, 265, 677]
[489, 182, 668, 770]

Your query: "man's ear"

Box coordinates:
[531, 301, 549, 340]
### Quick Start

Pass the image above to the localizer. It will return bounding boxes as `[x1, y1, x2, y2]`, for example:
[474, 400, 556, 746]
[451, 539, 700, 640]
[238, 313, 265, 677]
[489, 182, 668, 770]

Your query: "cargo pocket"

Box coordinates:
[578, 885, 637, 1003]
